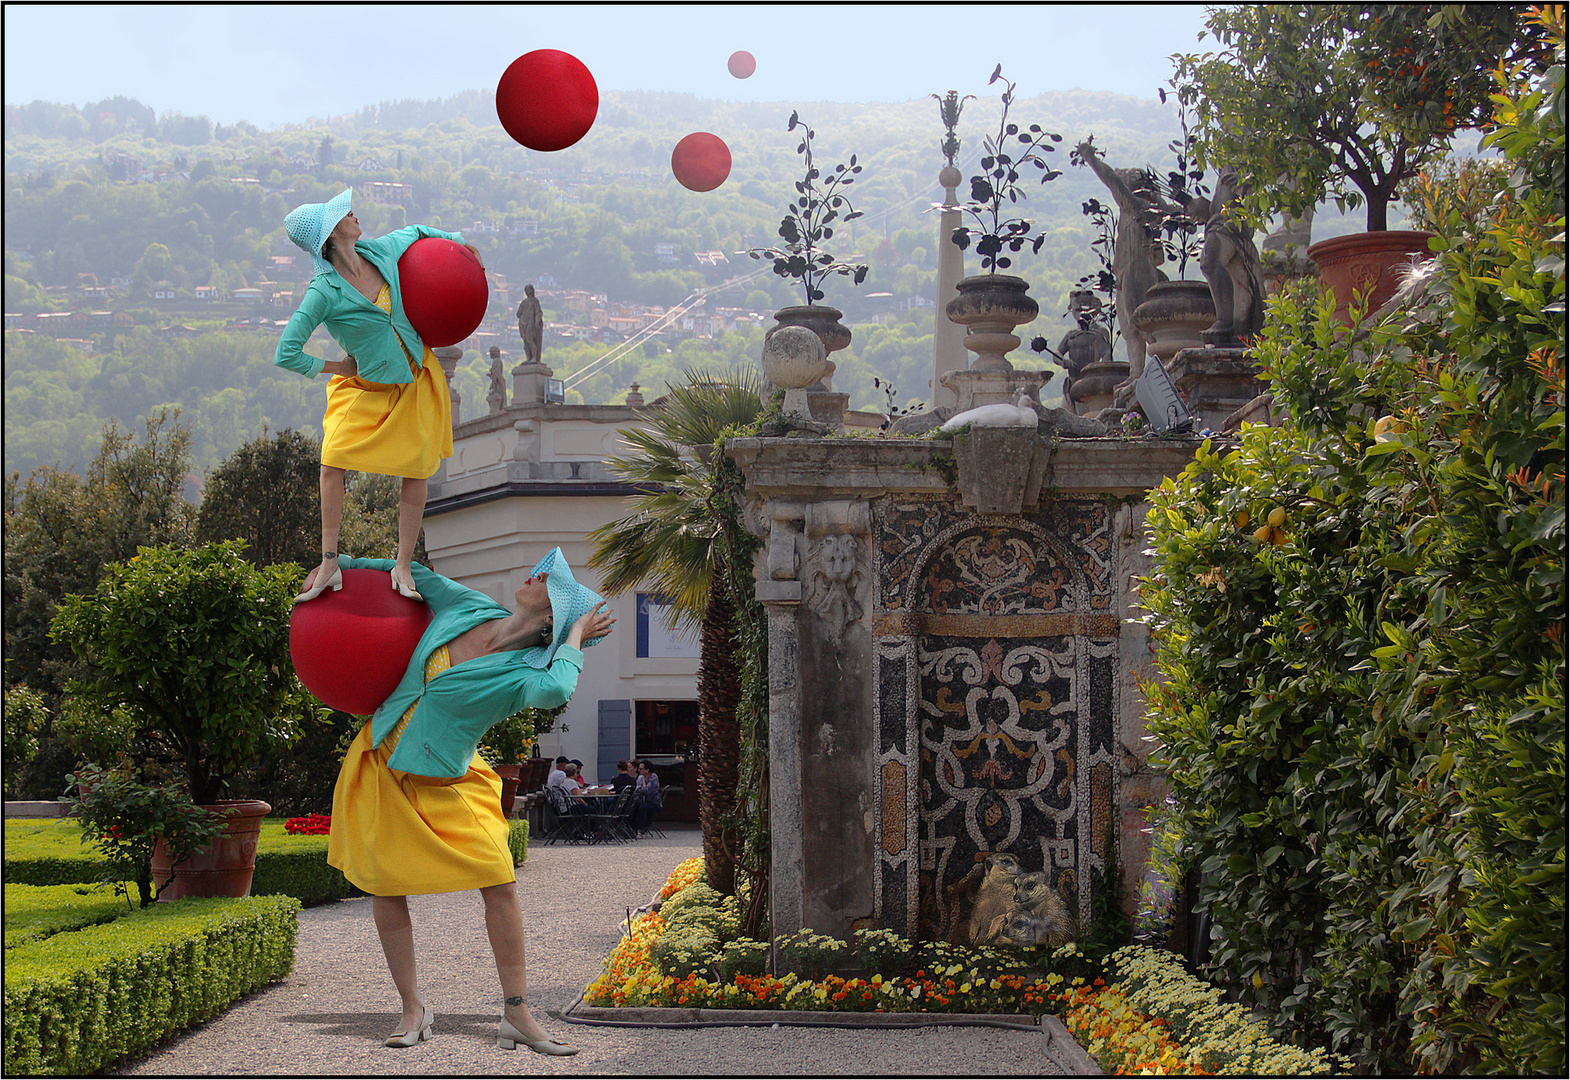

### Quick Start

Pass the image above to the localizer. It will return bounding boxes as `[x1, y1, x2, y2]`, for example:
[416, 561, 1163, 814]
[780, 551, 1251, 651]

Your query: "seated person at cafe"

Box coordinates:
[547, 756, 570, 790]
[569, 759, 589, 788]
[546, 765, 589, 815]
[610, 760, 635, 794]
[632, 760, 662, 838]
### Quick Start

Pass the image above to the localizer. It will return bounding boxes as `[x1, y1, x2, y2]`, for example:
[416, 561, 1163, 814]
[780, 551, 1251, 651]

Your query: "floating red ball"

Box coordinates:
[671, 132, 732, 193]
[495, 49, 599, 152]
[289, 569, 433, 716]
[398, 237, 488, 348]
[727, 51, 756, 79]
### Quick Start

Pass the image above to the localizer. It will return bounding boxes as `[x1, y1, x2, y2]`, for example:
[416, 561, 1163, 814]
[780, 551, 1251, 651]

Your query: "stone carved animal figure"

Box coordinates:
[967, 852, 1023, 945]
[1002, 871, 1075, 947]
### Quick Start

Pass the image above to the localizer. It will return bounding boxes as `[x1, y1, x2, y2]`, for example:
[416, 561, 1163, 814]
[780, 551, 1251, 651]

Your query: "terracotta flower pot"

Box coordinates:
[1131, 280, 1216, 364]
[944, 274, 1040, 373]
[151, 799, 272, 902]
[495, 763, 523, 817]
[1306, 230, 1436, 324]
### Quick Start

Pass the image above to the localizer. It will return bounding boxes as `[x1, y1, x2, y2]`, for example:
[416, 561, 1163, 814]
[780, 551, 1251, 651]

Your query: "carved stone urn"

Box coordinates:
[945, 274, 1039, 373]
[769, 305, 852, 390]
[1130, 280, 1217, 365]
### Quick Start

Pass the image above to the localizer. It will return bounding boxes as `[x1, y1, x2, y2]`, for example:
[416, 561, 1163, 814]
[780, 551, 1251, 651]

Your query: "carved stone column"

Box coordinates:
[932, 165, 966, 411]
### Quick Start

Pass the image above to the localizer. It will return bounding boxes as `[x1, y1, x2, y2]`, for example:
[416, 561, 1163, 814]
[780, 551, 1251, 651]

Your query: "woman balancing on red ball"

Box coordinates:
[309, 548, 612, 1054]
[276, 187, 479, 603]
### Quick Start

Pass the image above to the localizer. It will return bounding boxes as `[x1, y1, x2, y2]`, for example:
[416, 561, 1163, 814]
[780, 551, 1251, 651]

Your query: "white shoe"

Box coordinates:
[293, 566, 343, 604]
[386, 1004, 433, 1048]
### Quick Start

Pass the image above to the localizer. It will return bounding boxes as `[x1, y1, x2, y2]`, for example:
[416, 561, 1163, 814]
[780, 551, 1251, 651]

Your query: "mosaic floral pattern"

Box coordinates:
[874, 495, 1118, 943]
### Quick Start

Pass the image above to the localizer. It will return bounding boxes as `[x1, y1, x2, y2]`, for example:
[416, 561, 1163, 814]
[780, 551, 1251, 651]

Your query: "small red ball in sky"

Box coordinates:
[496, 49, 599, 151]
[290, 570, 433, 716]
[671, 132, 732, 193]
[727, 50, 756, 79]
[398, 238, 487, 348]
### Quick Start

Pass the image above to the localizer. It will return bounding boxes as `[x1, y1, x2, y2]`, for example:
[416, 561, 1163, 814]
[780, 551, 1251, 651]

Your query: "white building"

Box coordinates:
[422, 353, 701, 812]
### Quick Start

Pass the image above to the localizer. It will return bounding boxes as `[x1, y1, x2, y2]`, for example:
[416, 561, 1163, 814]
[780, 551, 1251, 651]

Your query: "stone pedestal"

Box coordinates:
[512, 360, 555, 406]
[1166, 347, 1266, 432]
[939, 368, 1047, 414]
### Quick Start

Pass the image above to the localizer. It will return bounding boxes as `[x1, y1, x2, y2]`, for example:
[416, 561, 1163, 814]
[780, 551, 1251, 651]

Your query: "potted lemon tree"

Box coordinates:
[1172, 4, 1535, 320]
[51, 540, 307, 899]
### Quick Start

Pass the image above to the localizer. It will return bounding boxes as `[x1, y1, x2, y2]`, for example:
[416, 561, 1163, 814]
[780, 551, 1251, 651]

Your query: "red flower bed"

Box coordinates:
[284, 813, 331, 835]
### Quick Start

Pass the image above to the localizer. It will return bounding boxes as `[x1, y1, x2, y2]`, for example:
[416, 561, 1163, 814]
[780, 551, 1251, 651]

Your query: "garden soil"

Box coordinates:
[109, 823, 1069, 1076]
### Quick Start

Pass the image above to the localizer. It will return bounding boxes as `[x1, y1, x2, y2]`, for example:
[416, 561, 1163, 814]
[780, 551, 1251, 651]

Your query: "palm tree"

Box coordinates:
[588, 368, 762, 895]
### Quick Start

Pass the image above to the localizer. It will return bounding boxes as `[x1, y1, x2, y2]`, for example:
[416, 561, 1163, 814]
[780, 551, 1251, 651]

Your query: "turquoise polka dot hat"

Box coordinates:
[284, 187, 353, 278]
[521, 547, 607, 668]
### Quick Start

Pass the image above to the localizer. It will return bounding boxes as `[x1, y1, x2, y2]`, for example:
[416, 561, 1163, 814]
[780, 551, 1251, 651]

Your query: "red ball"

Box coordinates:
[671, 132, 732, 193]
[289, 570, 433, 715]
[496, 49, 599, 152]
[398, 237, 488, 348]
[727, 51, 756, 79]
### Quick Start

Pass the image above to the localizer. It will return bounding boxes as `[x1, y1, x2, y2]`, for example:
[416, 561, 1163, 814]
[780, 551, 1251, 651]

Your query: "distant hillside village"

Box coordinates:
[4, 149, 812, 355]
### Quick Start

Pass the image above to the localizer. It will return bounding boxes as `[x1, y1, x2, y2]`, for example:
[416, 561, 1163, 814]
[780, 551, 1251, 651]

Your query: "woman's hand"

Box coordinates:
[464, 243, 485, 271]
[565, 601, 614, 651]
[323, 353, 358, 378]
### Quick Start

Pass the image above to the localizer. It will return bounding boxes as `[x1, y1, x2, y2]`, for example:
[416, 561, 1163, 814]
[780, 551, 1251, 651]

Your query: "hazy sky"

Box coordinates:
[4, 3, 1212, 128]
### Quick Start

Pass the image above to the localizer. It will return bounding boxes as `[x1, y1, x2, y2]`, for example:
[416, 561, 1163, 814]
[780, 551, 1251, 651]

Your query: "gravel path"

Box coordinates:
[111, 824, 1065, 1076]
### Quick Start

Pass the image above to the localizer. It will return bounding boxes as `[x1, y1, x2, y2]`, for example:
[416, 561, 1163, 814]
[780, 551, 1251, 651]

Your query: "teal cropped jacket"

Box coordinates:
[274, 224, 466, 385]
[337, 557, 583, 779]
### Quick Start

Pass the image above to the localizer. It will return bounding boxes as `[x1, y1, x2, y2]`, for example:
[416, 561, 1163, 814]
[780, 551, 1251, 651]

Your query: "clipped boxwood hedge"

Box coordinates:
[3, 894, 299, 1076]
[4, 818, 529, 905]
[3, 883, 130, 951]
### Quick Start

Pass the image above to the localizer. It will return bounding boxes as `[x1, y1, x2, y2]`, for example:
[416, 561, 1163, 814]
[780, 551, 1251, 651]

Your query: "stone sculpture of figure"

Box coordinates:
[486, 346, 507, 414]
[807, 534, 863, 646]
[967, 852, 1023, 946]
[1076, 140, 1173, 382]
[516, 283, 544, 364]
[1054, 289, 1112, 390]
[1191, 169, 1268, 346]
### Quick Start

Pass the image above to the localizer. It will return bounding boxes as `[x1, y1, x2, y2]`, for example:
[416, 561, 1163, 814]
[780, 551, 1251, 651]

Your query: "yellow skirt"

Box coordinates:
[320, 356, 453, 480]
[326, 649, 514, 896]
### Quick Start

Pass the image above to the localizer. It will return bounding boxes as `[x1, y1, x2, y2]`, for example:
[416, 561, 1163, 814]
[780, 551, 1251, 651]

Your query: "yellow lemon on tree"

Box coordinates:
[1268, 506, 1287, 528]
[1235, 510, 1250, 528]
[1254, 524, 1273, 544]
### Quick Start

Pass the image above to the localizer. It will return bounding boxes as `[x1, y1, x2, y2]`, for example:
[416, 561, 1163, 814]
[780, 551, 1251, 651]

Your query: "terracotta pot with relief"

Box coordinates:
[1306, 230, 1435, 324]
[151, 798, 272, 901]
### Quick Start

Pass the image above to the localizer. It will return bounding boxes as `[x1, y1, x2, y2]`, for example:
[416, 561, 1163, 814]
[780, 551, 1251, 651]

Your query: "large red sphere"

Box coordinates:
[671, 132, 732, 193]
[496, 49, 599, 152]
[289, 569, 432, 715]
[398, 238, 488, 348]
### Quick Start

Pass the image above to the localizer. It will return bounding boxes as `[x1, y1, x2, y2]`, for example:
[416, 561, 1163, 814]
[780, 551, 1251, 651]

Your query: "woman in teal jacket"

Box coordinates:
[277, 187, 483, 604]
[318, 549, 612, 1055]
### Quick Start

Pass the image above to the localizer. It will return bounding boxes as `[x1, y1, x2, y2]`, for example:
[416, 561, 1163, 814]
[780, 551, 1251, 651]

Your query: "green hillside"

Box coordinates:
[4, 84, 1313, 477]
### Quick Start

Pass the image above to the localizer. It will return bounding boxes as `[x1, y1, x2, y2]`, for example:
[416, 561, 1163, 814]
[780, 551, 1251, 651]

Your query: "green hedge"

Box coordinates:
[4, 817, 529, 904]
[3, 883, 130, 950]
[3, 894, 299, 1076]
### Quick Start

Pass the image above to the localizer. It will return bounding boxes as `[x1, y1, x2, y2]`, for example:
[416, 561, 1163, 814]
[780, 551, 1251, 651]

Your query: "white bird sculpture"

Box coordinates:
[939, 389, 1039, 432]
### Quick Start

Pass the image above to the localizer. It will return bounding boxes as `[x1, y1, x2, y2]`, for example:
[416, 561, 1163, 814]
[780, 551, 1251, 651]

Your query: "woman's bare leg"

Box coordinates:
[393, 476, 426, 595]
[302, 465, 346, 593]
[372, 895, 425, 1031]
[480, 881, 555, 1042]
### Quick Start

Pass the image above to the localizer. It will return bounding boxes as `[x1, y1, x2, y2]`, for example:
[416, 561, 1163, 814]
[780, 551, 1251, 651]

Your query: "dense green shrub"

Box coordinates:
[2, 894, 299, 1076]
[50, 539, 308, 805]
[1141, 12, 1565, 1073]
[3, 883, 130, 949]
